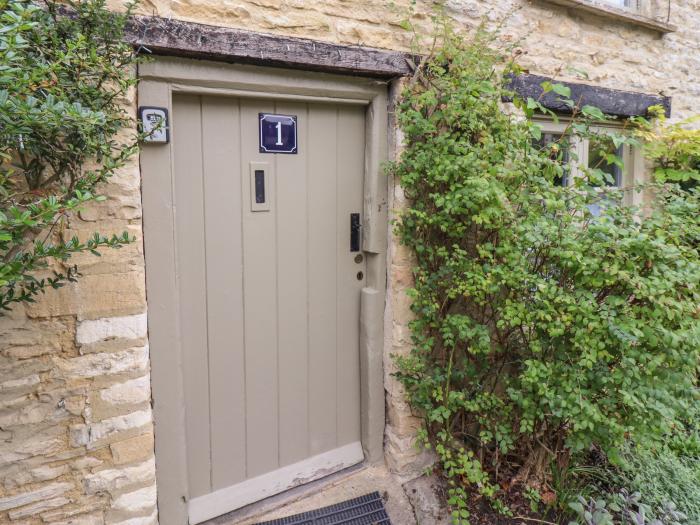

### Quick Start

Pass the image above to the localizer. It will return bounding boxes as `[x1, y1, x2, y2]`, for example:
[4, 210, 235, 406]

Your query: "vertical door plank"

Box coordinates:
[307, 105, 339, 455]
[240, 99, 280, 477]
[201, 97, 247, 489]
[172, 95, 212, 497]
[274, 102, 310, 467]
[335, 106, 365, 446]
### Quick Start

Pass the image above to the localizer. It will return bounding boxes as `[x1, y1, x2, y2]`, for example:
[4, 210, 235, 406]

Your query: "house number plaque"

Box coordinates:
[259, 113, 297, 154]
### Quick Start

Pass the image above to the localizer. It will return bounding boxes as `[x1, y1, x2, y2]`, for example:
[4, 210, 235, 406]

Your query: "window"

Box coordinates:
[534, 118, 647, 211]
[599, 0, 639, 10]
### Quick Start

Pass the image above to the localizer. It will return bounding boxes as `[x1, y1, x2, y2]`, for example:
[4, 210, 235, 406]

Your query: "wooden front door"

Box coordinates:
[162, 94, 367, 523]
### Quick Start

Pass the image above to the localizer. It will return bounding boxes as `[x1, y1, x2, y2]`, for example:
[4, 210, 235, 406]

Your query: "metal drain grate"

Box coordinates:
[255, 491, 391, 525]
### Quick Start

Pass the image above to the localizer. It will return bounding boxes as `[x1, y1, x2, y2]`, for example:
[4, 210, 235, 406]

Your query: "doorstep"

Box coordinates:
[202, 463, 419, 525]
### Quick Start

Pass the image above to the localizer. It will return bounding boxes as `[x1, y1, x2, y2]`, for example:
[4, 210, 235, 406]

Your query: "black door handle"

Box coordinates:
[350, 213, 360, 252]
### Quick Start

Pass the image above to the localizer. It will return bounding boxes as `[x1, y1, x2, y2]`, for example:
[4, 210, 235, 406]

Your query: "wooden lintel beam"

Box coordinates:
[125, 15, 415, 78]
[506, 73, 672, 118]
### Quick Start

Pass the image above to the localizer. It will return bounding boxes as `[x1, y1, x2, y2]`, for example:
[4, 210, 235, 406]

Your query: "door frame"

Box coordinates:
[138, 57, 389, 525]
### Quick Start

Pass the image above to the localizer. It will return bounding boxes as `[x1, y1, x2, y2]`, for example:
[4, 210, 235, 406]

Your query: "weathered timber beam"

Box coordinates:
[506, 73, 672, 118]
[125, 15, 414, 78]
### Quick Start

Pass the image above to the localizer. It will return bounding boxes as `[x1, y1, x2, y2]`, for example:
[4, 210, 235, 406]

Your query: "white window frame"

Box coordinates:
[534, 118, 647, 208]
[540, 0, 673, 33]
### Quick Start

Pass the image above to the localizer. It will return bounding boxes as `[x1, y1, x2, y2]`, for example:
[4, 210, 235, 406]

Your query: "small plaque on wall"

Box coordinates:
[259, 113, 297, 154]
[139, 106, 169, 144]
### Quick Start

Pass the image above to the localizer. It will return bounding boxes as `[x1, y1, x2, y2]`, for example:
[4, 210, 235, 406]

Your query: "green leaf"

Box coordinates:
[551, 83, 572, 98]
[581, 105, 606, 120]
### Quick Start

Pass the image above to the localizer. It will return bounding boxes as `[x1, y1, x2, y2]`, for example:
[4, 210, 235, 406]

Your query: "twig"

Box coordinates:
[513, 516, 558, 525]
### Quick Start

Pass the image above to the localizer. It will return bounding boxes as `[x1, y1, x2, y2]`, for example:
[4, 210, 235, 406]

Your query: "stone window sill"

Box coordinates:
[542, 0, 677, 33]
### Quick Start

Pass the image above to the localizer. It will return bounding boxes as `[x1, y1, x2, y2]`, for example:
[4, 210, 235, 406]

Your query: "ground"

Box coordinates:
[202, 462, 559, 525]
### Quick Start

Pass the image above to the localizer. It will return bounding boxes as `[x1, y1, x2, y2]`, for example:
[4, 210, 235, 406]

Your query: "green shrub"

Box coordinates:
[392, 24, 700, 523]
[0, 0, 140, 310]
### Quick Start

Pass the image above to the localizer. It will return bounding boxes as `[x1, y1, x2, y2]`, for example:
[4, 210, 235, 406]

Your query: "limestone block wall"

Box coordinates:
[0, 82, 157, 524]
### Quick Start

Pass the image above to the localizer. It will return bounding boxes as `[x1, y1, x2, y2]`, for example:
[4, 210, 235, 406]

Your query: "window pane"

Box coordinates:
[534, 132, 570, 186]
[588, 139, 622, 187]
[587, 136, 624, 217]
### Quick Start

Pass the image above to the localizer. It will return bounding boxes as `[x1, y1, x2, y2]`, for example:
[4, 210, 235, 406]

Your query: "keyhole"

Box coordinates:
[356, 271, 364, 281]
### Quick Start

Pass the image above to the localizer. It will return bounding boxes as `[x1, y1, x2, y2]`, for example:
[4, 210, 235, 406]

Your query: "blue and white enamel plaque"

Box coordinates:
[259, 113, 298, 154]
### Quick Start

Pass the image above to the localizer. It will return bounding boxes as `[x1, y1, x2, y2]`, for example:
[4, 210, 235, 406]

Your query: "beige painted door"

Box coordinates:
[170, 94, 366, 523]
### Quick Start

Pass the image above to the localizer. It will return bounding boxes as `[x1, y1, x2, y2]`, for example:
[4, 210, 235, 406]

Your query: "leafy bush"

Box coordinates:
[392, 24, 700, 522]
[0, 0, 140, 310]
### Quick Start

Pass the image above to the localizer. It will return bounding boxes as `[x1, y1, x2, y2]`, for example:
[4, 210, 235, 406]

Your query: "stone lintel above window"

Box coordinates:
[541, 0, 677, 33]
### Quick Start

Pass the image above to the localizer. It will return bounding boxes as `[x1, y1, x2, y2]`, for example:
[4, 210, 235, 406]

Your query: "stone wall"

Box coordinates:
[1, 0, 699, 522]
[126, 0, 699, 119]
[0, 82, 157, 524]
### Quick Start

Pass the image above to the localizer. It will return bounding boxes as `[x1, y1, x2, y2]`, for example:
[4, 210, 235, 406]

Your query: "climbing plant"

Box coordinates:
[0, 0, 140, 310]
[392, 24, 700, 524]
[632, 106, 700, 186]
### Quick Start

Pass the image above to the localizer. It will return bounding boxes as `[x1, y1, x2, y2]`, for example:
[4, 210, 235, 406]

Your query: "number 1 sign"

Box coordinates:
[259, 113, 298, 154]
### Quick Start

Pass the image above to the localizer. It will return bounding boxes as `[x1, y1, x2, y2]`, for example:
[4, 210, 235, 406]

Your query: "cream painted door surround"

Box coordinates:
[139, 58, 388, 525]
